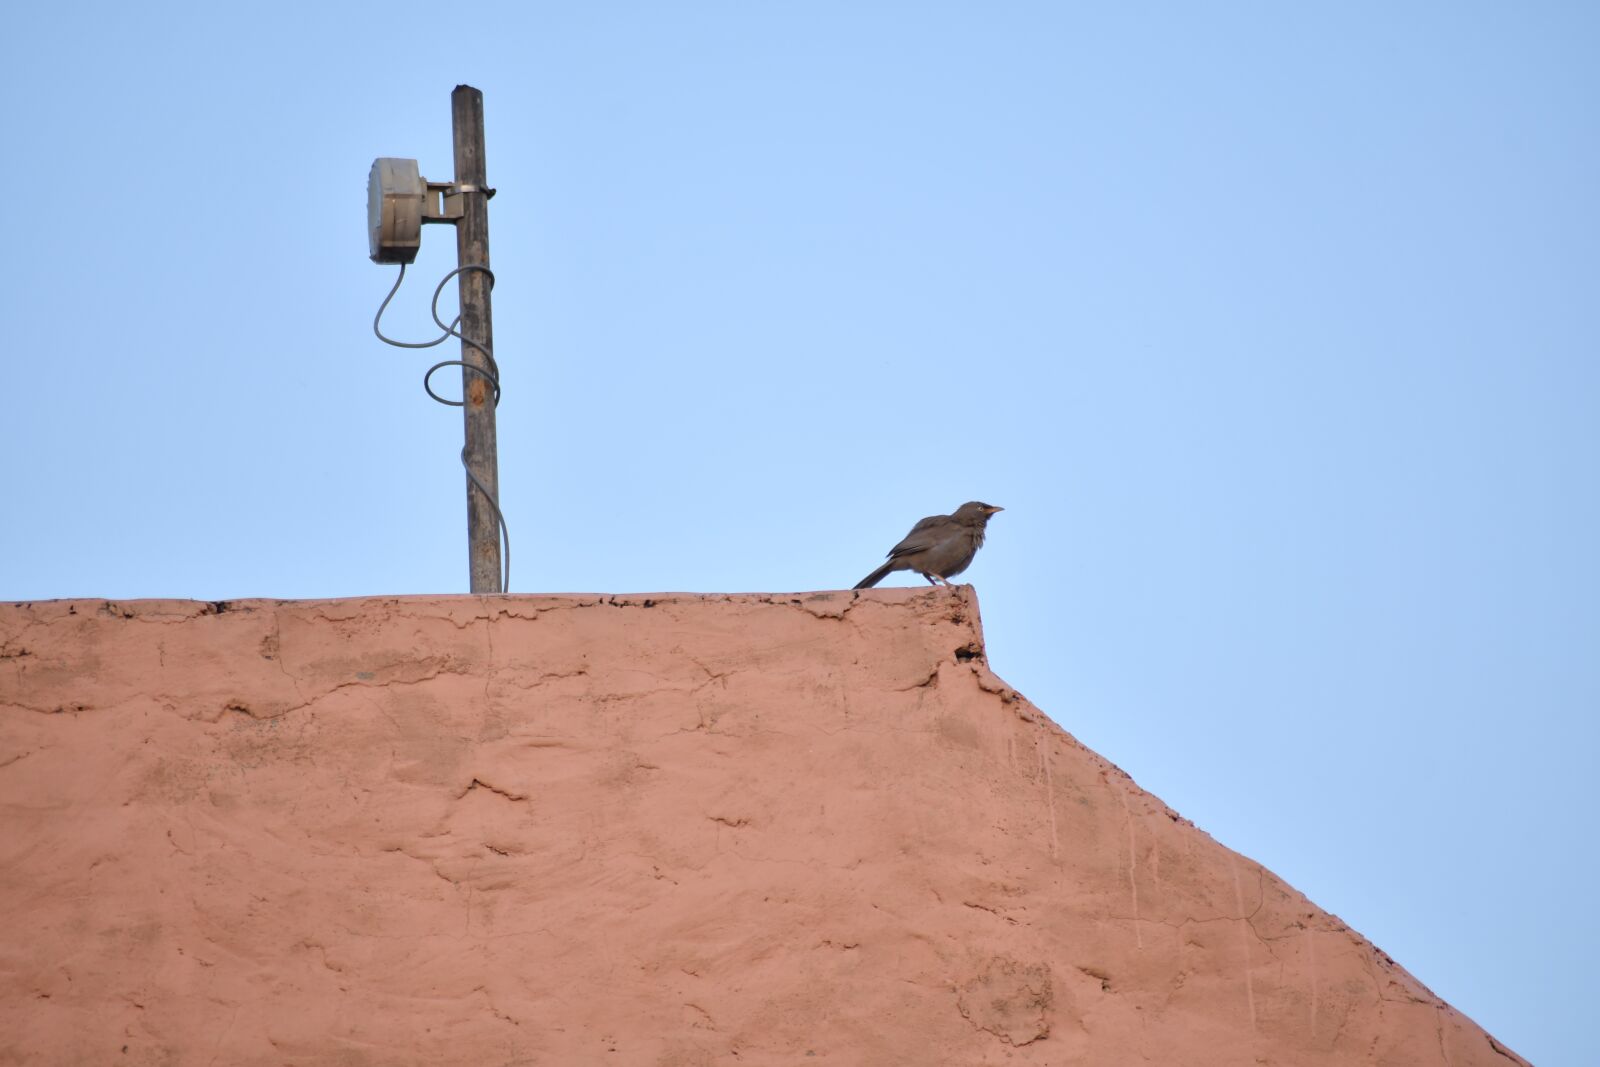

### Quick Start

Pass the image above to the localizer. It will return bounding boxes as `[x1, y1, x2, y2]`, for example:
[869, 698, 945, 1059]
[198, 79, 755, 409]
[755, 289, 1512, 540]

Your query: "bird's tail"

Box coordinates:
[853, 562, 895, 590]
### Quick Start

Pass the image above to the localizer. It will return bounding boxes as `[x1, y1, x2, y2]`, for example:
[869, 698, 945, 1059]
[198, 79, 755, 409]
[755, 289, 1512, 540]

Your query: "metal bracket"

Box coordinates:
[422, 181, 463, 223]
[423, 180, 497, 224]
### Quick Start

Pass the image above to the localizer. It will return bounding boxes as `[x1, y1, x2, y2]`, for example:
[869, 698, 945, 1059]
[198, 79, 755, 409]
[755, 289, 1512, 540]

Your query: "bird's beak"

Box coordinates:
[985, 505, 1004, 514]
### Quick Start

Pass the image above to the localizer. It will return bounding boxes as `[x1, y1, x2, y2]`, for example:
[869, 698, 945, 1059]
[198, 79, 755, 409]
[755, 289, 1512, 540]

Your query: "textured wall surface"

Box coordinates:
[0, 590, 1525, 1066]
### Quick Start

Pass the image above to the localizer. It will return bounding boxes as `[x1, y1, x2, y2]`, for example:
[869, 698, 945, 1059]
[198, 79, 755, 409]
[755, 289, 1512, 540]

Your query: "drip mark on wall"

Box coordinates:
[1039, 743, 1060, 861]
[1232, 858, 1257, 1032]
[1308, 926, 1318, 1038]
[1119, 790, 1142, 948]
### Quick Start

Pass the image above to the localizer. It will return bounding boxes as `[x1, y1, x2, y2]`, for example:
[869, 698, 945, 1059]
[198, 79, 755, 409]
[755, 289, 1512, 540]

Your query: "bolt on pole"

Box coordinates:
[450, 85, 503, 594]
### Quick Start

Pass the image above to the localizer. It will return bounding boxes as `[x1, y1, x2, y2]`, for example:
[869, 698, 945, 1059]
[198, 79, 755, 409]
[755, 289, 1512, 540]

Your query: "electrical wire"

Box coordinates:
[373, 262, 511, 593]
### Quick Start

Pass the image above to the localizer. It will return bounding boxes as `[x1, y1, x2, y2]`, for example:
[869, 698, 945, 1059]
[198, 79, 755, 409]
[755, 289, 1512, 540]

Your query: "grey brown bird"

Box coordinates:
[854, 502, 1004, 589]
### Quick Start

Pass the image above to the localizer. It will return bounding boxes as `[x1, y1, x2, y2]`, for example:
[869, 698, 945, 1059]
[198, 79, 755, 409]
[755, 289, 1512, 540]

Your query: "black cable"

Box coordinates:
[372, 262, 511, 593]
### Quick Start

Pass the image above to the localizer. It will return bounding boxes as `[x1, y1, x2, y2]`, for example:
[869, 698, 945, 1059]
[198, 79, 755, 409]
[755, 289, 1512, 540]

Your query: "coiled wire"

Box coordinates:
[373, 262, 510, 592]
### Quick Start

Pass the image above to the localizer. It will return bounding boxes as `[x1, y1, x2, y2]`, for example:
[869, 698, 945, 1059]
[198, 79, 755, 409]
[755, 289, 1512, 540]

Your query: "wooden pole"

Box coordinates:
[450, 85, 502, 593]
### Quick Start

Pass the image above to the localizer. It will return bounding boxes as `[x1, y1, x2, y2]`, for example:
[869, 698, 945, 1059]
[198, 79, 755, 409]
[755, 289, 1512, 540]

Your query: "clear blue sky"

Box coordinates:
[4, 3, 1595, 1062]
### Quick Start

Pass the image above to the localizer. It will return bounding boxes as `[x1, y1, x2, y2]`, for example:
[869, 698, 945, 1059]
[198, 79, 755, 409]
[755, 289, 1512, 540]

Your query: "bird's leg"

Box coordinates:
[920, 572, 940, 586]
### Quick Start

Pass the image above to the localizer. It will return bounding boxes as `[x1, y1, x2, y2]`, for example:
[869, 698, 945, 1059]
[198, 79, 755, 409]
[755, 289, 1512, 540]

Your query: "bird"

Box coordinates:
[854, 502, 1004, 589]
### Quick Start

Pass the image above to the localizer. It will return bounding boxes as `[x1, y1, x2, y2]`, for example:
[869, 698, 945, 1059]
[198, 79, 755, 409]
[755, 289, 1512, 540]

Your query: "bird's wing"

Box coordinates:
[885, 516, 954, 559]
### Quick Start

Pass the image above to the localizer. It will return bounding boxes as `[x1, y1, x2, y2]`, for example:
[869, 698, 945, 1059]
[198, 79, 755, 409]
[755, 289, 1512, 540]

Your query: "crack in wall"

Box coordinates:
[459, 777, 530, 802]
